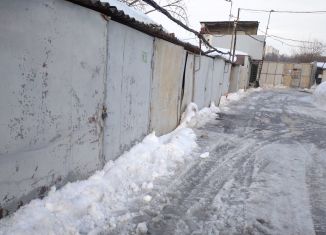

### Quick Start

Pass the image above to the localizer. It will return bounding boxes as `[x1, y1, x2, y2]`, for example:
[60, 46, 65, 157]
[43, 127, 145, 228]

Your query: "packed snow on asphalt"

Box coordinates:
[1, 85, 326, 235]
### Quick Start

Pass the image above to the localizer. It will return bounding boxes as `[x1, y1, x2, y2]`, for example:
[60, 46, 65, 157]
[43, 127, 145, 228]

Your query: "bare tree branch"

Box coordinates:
[118, 0, 188, 25]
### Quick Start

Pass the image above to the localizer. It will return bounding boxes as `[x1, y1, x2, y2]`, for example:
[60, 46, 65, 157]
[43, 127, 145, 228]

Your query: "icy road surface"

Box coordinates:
[113, 89, 326, 234]
[1, 89, 326, 235]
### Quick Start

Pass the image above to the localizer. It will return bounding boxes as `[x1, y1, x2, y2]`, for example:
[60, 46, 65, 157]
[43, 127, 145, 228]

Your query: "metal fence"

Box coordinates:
[260, 61, 316, 88]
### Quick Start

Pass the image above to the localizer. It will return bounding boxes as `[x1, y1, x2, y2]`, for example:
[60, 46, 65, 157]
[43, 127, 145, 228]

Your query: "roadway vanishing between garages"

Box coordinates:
[112, 89, 326, 235]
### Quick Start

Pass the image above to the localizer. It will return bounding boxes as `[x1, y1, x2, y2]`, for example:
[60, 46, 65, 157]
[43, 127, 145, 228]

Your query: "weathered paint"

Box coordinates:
[150, 39, 186, 136]
[193, 56, 214, 109]
[0, 0, 233, 219]
[104, 21, 153, 161]
[266, 62, 277, 85]
[180, 53, 195, 113]
[229, 65, 241, 93]
[204, 58, 214, 108]
[222, 63, 232, 95]
[238, 56, 251, 90]
[0, 0, 107, 215]
[211, 58, 226, 104]
[274, 63, 284, 86]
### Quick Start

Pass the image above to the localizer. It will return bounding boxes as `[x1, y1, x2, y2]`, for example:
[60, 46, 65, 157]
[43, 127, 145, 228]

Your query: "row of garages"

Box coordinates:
[0, 0, 242, 217]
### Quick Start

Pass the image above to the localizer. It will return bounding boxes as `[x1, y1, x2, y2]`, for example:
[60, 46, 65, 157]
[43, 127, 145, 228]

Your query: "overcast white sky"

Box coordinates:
[148, 0, 326, 55]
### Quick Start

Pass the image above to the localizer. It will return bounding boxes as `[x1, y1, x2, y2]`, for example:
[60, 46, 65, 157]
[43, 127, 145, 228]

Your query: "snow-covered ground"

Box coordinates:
[136, 89, 326, 235]
[314, 81, 326, 109]
[1, 88, 326, 235]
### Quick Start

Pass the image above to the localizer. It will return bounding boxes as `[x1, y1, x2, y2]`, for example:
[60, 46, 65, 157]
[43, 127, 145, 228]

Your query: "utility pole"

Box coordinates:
[231, 8, 240, 63]
[258, 10, 273, 80]
[225, 0, 233, 21]
[225, 0, 233, 61]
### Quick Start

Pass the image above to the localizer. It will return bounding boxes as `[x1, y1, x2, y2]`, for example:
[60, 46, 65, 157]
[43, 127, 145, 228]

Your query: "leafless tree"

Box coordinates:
[292, 39, 325, 63]
[118, 0, 188, 25]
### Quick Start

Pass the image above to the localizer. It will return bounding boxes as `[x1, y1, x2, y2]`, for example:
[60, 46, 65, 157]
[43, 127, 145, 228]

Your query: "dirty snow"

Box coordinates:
[135, 89, 326, 235]
[199, 152, 210, 159]
[4, 88, 323, 235]
[219, 88, 261, 107]
[0, 102, 221, 235]
[314, 81, 326, 109]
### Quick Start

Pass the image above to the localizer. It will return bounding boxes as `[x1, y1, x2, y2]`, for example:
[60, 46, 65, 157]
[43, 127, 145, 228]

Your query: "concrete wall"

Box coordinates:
[104, 21, 153, 161]
[0, 0, 107, 216]
[0, 0, 234, 217]
[150, 39, 186, 136]
[210, 35, 265, 60]
[260, 61, 315, 88]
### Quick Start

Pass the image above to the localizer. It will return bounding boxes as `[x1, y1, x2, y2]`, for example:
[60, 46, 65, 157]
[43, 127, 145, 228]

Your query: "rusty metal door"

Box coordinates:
[291, 68, 302, 88]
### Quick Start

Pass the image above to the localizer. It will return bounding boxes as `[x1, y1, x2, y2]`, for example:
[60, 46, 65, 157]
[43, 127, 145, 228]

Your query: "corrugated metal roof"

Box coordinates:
[66, 0, 202, 54]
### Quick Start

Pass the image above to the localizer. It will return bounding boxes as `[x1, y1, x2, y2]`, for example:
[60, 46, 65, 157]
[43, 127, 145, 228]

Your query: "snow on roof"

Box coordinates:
[101, 0, 157, 25]
[317, 62, 326, 69]
[207, 47, 248, 62]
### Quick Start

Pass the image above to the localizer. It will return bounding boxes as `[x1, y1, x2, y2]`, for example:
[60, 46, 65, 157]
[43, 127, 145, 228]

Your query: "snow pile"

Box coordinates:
[0, 102, 221, 235]
[101, 0, 157, 25]
[180, 102, 220, 128]
[313, 81, 326, 109]
[219, 89, 246, 106]
[219, 88, 262, 107]
[316, 62, 326, 69]
[199, 152, 210, 159]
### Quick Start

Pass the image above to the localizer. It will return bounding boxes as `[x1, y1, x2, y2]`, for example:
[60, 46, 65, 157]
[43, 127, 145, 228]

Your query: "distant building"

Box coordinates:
[200, 21, 265, 61]
[200, 21, 266, 84]
[265, 45, 279, 56]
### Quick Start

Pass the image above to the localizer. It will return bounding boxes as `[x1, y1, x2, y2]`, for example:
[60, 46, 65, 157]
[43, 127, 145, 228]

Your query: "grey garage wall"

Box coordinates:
[0, 0, 107, 216]
[193, 56, 214, 109]
[180, 53, 195, 113]
[222, 63, 232, 95]
[150, 39, 186, 136]
[212, 58, 226, 103]
[229, 65, 240, 93]
[104, 20, 153, 161]
[0, 0, 235, 217]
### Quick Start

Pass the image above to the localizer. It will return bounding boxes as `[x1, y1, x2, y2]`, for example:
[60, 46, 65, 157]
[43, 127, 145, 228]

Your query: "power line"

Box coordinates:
[267, 36, 326, 49]
[237, 26, 265, 43]
[240, 8, 326, 14]
[141, 0, 230, 56]
[256, 29, 326, 49]
[269, 35, 319, 44]
[258, 29, 320, 44]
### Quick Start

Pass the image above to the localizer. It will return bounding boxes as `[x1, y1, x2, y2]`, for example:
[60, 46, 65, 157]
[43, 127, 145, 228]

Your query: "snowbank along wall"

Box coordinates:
[0, 0, 235, 217]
